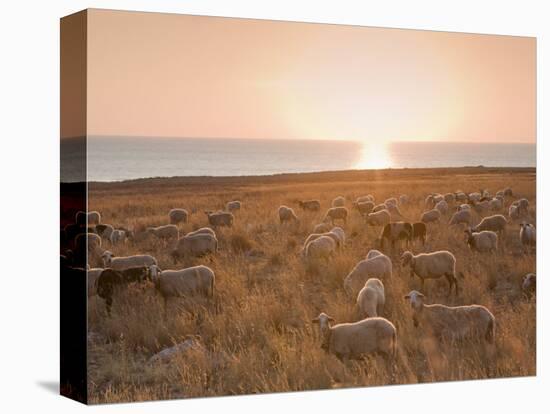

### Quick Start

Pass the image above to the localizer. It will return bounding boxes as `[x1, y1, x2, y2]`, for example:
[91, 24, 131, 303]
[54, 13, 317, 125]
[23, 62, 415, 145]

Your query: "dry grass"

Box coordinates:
[87, 167, 536, 404]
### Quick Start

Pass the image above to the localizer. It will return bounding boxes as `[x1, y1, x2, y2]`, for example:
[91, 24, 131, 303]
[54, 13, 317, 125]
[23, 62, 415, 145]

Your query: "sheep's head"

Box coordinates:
[148, 264, 161, 283]
[404, 290, 425, 326]
[312, 313, 335, 349]
[400, 251, 413, 267]
[101, 250, 114, 266]
[522, 273, 536, 294]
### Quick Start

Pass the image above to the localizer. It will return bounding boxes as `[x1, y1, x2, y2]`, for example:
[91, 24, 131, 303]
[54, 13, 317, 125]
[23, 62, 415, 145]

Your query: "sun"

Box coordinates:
[354, 141, 392, 170]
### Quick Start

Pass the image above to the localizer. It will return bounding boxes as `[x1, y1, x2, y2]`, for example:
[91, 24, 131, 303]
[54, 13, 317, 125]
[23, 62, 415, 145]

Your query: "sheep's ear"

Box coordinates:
[404, 295, 410, 299]
[311, 317, 319, 323]
[418, 292, 425, 298]
[328, 316, 335, 322]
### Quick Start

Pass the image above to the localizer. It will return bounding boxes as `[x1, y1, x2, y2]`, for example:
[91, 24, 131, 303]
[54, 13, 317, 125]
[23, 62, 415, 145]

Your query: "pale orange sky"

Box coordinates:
[82, 9, 535, 143]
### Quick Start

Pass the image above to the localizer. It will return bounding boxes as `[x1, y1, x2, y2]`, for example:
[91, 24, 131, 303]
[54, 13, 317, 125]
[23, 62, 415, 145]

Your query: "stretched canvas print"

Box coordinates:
[60, 9, 536, 405]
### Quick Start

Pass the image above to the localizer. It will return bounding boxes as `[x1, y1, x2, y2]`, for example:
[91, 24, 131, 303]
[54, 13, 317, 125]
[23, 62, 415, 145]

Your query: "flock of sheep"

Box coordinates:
[61, 186, 536, 364]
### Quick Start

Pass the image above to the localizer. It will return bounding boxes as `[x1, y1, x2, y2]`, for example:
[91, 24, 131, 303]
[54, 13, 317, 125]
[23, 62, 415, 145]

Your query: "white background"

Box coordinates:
[0, 0, 547, 412]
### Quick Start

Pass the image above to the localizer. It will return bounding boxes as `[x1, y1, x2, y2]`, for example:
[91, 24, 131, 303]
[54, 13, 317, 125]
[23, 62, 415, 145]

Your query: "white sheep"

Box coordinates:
[448, 209, 472, 226]
[384, 197, 398, 207]
[355, 201, 375, 216]
[172, 232, 218, 260]
[323, 207, 348, 225]
[101, 250, 157, 271]
[147, 224, 179, 240]
[226, 200, 242, 212]
[304, 235, 337, 264]
[329, 226, 345, 249]
[403, 290, 495, 344]
[150, 264, 215, 312]
[331, 196, 346, 207]
[454, 192, 468, 203]
[186, 227, 216, 238]
[400, 250, 458, 296]
[357, 278, 385, 318]
[435, 200, 449, 215]
[169, 208, 188, 225]
[312, 222, 332, 234]
[509, 204, 520, 220]
[311, 313, 397, 360]
[421, 208, 441, 224]
[87, 267, 103, 297]
[205, 210, 234, 227]
[366, 209, 391, 226]
[489, 197, 503, 212]
[472, 214, 507, 235]
[344, 251, 393, 297]
[386, 203, 405, 220]
[464, 229, 498, 253]
[109, 229, 126, 245]
[519, 223, 536, 253]
[443, 193, 455, 205]
[278, 205, 299, 224]
[76, 210, 101, 226]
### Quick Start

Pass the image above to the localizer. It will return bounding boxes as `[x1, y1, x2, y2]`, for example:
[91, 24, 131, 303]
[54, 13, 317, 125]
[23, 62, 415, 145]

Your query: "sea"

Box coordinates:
[60, 136, 536, 183]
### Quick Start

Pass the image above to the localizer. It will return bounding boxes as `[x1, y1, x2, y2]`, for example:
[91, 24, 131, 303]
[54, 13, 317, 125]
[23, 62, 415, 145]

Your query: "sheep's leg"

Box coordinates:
[105, 297, 113, 317]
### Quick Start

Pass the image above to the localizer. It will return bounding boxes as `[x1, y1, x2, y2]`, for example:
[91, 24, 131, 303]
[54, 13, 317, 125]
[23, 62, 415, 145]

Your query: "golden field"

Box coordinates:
[87, 167, 536, 404]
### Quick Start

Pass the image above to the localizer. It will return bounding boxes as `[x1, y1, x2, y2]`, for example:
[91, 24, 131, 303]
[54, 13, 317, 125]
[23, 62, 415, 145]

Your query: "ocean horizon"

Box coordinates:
[61, 136, 536, 182]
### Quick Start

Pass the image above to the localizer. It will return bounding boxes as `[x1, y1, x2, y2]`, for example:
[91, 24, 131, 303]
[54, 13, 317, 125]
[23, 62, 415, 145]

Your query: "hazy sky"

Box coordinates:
[81, 9, 535, 143]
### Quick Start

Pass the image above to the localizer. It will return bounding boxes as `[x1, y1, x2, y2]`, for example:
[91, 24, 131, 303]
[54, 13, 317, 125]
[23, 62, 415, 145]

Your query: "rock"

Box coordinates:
[148, 338, 203, 364]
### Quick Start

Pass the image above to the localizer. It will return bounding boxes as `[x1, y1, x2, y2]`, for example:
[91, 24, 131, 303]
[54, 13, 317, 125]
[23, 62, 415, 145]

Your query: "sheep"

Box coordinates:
[448, 209, 472, 226]
[468, 192, 482, 203]
[489, 197, 503, 212]
[205, 210, 234, 227]
[366, 249, 384, 260]
[457, 203, 471, 211]
[355, 200, 374, 216]
[366, 209, 391, 227]
[399, 194, 409, 205]
[278, 205, 299, 224]
[311, 313, 397, 360]
[464, 229, 498, 253]
[109, 229, 126, 245]
[424, 194, 436, 209]
[509, 204, 520, 220]
[323, 207, 348, 225]
[513, 198, 530, 215]
[400, 250, 458, 296]
[331, 196, 345, 207]
[330, 226, 345, 248]
[522, 273, 536, 298]
[443, 193, 455, 205]
[150, 265, 215, 314]
[95, 266, 151, 315]
[169, 208, 188, 225]
[435, 200, 449, 215]
[403, 290, 495, 344]
[372, 203, 387, 213]
[471, 200, 490, 215]
[454, 192, 468, 203]
[172, 232, 218, 260]
[384, 197, 398, 208]
[298, 200, 321, 212]
[75, 210, 101, 226]
[304, 235, 337, 264]
[421, 209, 441, 224]
[472, 214, 507, 235]
[519, 223, 536, 253]
[312, 222, 332, 234]
[302, 232, 341, 253]
[95, 224, 114, 241]
[344, 252, 393, 297]
[101, 250, 157, 271]
[355, 195, 375, 204]
[186, 227, 216, 238]
[378, 221, 412, 250]
[146, 224, 179, 240]
[75, 232, 103, 265]
[411, 222, 427, 246]
[225, 200, 242, 212]
[386, 203, 405, 220]
[357, 278, 385, 318]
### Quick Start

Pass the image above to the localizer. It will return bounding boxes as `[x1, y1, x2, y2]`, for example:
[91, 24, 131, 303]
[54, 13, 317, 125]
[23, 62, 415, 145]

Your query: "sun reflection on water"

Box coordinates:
[354, 141, 392, 170]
